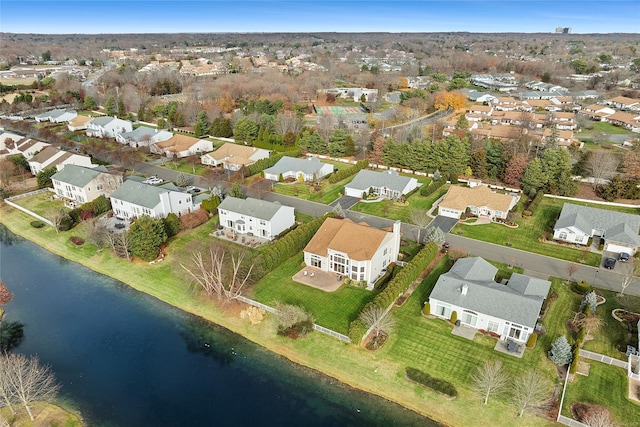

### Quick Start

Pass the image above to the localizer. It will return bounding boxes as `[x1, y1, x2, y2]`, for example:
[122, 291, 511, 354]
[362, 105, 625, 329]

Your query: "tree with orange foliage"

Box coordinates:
[434, 91, 466, 111]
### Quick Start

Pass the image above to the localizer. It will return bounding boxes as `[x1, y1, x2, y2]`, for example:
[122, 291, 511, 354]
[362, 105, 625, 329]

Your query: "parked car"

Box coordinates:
[618, 252, 630, 262]
[604, 257, 616, 269]
[144, 176, 163, 185]
[185, 186, 201, 193]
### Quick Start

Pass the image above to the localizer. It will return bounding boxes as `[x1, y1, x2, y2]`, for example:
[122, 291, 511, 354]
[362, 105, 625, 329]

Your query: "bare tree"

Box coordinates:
[619, 274, 635, 297]
[85, 218, 110, 249]
[359, 306, 395, 339]
[275, 111, 303, 135]
[577, 315, 605, 340]
[566, 263, 579, 283]
[583, 410, 614, 427]
[180, 244, 254, 301]
[585, 151, 619, 189]
[511, 369, 552, 417]
[471, 360, 510, 405]
[44, 207, 66, 234]
[105, 230, 131, 261]
[0, 353, 60, 421]
[409, 209, 432, 244]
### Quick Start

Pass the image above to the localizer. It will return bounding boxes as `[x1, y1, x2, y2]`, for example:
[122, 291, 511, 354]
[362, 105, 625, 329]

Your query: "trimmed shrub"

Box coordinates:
[69, 236, 85, 246]
[569, 347, 580, 374]
[449, 311, 458, 325]
[30, 220, 45, 228]
[527, 191, 545, 214]
[406, 367, 458, 397]
[348, 319, 368, 343]
[526, 333, 537, 349]
[420, 178, 445, 197]
[327, 160, 369, 184]
[163, 213, 180, 238]
[423, 302, 431, 316]
[575, 280, 591, 294]
[201, 194, 221, 213]
[179, 209, 209, 230]
[576, 326, 585, 344]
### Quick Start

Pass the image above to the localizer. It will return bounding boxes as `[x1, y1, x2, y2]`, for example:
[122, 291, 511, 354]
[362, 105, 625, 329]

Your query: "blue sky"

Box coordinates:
[1, 1, 638, 34]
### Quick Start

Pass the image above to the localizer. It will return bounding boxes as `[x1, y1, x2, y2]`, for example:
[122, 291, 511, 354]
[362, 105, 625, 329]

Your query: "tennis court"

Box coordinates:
[314, 105, 366, 115]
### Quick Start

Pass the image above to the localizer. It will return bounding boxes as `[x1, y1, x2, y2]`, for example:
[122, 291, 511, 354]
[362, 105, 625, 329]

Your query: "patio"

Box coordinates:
[100, 216, 131, 234]
[210, 229, 269, 248]
[493, 338, 525, 358]
[292, 268, 345, 292]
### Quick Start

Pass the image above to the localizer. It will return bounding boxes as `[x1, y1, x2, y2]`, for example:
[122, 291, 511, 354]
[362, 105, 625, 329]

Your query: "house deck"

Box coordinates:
[292, 268, 344, 292]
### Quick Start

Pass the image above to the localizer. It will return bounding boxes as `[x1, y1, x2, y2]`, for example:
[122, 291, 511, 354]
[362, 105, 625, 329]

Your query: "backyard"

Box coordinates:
[451, 197, 640, 266]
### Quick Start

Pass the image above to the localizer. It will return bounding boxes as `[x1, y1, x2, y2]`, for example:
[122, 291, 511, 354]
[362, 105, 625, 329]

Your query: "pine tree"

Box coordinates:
[580, 291, 598, 314]
[548, 336, 573, 366]
[105, 95, 116, 116]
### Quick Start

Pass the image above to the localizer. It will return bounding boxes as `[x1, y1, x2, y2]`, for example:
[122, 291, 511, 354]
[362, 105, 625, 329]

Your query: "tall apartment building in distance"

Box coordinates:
[555, 27, 572, 34]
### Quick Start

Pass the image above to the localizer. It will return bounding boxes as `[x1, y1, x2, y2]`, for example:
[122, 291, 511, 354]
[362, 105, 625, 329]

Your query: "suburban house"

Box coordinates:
[263, 156, 333, 182]
[303, 218, 401, 289]
[67, 115, 93, 131]
[344, 169, 419, 200]
[217, 197, 295, 240]
[115, 126, 173, 148]
[606, 96, 640, 112]
[428, 257, 551, 344]
[150, 134, 213, 158]
[201, 143, 271, 171]
[52, 164, 123, 204]
[438, 185, 519, 220]
[109, 180, 200, 219]
[1, 136, 51, 159]
[0, 131, 25, 158]
[86, 116, 133, 138]
[28, 146, 93, 175]
[553, 203, 640, 254]
[34, 109, 78, 123]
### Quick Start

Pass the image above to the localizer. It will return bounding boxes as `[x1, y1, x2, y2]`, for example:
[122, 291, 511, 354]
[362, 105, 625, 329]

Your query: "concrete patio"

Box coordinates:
[451, 324, 477, 340]
[494, 339, 525, 358]
[292, 268, 345, 292]
[210, 229, 269, 248]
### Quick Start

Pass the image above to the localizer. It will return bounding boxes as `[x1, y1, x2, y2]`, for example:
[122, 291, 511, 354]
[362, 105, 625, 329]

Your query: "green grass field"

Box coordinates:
[162, 159, 208, 176]
[580, 122, 637, 136]
[272, 161, 358, 204]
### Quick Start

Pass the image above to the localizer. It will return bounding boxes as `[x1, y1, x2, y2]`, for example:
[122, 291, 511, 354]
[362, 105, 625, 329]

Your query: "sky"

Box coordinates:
[1, 0, 638, 34]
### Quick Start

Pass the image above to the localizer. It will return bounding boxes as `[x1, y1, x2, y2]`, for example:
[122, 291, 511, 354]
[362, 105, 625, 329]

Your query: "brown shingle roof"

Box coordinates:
[304, 218, 390, 261]
[155, 134, 201, 153]
[440, 185, 515, 212]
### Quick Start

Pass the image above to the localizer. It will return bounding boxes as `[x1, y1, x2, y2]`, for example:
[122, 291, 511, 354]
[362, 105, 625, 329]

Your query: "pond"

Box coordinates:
[0, 226, 437, 427]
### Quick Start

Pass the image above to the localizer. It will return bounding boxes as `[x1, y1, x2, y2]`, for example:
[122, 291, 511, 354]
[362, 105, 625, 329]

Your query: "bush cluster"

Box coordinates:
[327, 160, 369, 184]
[348, 242, 438, 342]
[405, 367, 458, 397]
[256, 213, 336, 272]
[574, 280, 591, 295]
[420, 178, 445, 197]
[247, 149, 302, 176]
[527, 191, 544, 214]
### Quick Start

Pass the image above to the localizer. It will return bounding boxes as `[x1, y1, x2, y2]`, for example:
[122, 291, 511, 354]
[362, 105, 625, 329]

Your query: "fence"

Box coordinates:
[235, 295, 351, 343]
[4, 188, 54, 227]
[557, 416, 589, 427]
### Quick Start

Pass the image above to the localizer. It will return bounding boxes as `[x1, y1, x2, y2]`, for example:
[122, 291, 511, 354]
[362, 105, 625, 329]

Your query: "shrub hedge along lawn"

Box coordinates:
[406, 367, 458, 397]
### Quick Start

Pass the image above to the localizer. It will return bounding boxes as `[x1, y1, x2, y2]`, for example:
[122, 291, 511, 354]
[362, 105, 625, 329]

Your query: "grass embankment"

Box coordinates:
[452, 197, 640, 266]
[0, 402, 83, 427]
[272, 161, 357, 204]
[1, 202, 560, 427]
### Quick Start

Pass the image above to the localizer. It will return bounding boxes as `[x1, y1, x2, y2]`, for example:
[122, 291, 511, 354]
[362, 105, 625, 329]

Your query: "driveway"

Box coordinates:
[330, 195, 360, 210]
[429, 215, 458, 233]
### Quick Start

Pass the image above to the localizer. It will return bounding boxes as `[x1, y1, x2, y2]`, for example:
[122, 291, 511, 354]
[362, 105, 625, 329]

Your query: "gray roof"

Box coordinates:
[35, 109, 74, 120]
[110, 179, 174, 209]
[51, 164, 108, 187]
[555, 203, 640, 246]
[346, 169, 416, 193]
[218, 196, 287, 221]
[89, 116, 117, 127]
[118, 126, 157, 141]
[430, 257, 550, 328]
[264, 156, 330, 175]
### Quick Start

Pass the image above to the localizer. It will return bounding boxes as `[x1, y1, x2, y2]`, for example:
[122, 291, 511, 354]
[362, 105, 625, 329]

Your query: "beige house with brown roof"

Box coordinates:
[151, 134, 213, 158]
[201, 143, 271, 171]
[28, 146, 93, 175]
[67, 115, 93, 132]
[438, 185, 519, 220]
[303, 218, 401, 289]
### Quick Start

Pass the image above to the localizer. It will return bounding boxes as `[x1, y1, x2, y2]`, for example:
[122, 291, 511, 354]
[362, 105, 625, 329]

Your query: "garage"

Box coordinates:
[604, 242, 637, 255]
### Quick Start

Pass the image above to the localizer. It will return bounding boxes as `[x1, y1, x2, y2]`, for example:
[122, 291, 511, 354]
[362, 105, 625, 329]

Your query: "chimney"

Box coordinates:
[461, 284, 468, 296]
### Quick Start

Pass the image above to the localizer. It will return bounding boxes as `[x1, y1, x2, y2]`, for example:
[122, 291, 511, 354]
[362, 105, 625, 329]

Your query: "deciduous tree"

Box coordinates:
[472, 360, 509, 405]
[584, 151, 619, 189]
[511, 369, 552, 417]
[434, 91, 465, 111]
[359, 306, 395, 339]
[503, 153, 528, 187]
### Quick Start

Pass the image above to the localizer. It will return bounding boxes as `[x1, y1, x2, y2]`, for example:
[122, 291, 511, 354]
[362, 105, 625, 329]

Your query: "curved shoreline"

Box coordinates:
[0, 206, 555, 427]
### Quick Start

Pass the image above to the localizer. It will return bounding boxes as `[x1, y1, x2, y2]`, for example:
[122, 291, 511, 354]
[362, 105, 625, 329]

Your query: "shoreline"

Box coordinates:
[0, 205, 555, 427]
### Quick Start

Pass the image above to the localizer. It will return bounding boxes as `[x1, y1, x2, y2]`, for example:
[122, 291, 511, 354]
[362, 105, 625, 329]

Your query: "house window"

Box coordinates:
[574, 235, 582, 243]
[508, 323, 523, 341]
[487, 320, 500, 333]
[330, 253, 349, 275]
[461, 310, 478, 327]
[260, 220, 266, 225]
[435, 303, 451, 319]
[383, 248, 388, 256]
[309, 255, 322, 268]
[559, 232, 567, 240]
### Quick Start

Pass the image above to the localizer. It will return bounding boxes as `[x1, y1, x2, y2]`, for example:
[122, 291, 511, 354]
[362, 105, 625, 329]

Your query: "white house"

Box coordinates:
[428, 257, 551, 344]
[67, 115, 93, 131]
[303, 218, 401, 289]
[52, 164, 123, 204]
[438, 185, 519, 220]
[110, 180, 200, 219]
[34, 109, 78, 123]
[150, 134, 213, 158]
[344, 169, 419, 200]
[217, 196, 295, 240]
[553, 203, 640, 254]
[201, 143, 271, 171]
[28, 146, 93, 175]
[9, 137, 51, 159]
[263, 156, 333, 182]
[86, 116, 133, 138]
[115, 126, 173, 148]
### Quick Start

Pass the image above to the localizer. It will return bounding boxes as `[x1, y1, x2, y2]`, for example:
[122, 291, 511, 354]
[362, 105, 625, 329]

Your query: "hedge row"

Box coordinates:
[348, 242, 438, 342]
[256, 213, 336, 272]
[406, 367, 458, 397]
[327, 160, 369, 184]
[420, 178, 445, 197]
[247, 149, 302, 176]
[527, 191, 545, 214]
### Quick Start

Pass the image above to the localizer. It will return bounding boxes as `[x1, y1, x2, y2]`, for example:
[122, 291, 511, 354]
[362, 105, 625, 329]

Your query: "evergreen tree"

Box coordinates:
[83, 95, 97, 111]
[117, 98, 126, 118]
[233, 117, 259, 143]
[194, 111, 209, 137]
[128, 216, 167, 261]
[105, 95, 116, 116]
[580, 291, 598, 314]
[548, 336, 573, 366]
[163, 213, 180, 238]
[521, 158, 547, 196]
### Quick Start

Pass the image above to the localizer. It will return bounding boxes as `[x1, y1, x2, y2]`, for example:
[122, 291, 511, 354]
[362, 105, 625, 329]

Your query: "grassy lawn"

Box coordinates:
[13, 191, 64, 217]
[352, 182, 445, 223]
[561, 362, 640, 425]
[580, 122, 637, 136]
[162, 159, 208, 176]
[273, 162, 356, 204]
[248, 253, 377, 334]
[451, 197, 640, 266]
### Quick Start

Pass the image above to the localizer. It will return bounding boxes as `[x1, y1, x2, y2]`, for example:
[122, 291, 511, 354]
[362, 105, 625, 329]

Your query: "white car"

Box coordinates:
[143, 176, 163, 185]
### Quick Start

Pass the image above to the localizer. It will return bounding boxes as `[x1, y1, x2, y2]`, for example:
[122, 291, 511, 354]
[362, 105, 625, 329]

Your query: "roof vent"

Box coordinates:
[461, 284, 468, 296]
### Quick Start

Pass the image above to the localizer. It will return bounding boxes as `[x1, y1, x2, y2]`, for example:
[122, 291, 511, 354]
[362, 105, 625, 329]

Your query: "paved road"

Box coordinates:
[445, 234, 640, 297]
